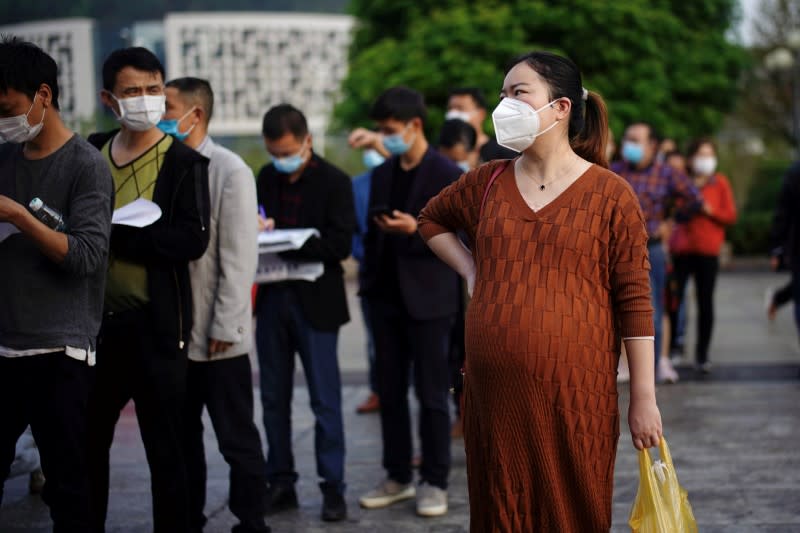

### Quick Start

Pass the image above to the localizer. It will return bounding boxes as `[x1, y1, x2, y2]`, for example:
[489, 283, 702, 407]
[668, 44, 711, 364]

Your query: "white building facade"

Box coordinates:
[0, 18, 97, 128]
[164, 12, 354, 141]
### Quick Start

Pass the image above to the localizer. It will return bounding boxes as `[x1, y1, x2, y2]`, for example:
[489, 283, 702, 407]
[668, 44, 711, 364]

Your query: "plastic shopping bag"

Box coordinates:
[628, 437, 698, 533]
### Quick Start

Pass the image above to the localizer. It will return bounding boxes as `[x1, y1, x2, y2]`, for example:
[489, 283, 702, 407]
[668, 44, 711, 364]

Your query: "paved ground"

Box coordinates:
[2, 269, 799, 532]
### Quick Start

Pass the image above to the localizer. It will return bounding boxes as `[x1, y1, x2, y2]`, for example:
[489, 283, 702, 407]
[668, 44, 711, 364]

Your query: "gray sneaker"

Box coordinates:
[415, 482, 447, 517]
[359, 479, 415, 509]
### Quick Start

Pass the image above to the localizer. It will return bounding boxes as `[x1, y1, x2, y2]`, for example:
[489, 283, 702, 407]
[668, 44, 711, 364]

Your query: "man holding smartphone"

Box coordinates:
[358, 87, 462, 518]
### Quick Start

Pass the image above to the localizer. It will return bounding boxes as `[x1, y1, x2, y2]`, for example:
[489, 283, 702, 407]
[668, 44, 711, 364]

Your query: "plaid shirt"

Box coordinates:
[611, 161, 702, 238]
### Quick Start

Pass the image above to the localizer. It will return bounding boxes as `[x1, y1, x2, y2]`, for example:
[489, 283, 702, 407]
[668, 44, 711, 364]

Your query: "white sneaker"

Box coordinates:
[359, 479, 415, 509]
[416, 481, 448, 517]
[657, 356, 679, 384]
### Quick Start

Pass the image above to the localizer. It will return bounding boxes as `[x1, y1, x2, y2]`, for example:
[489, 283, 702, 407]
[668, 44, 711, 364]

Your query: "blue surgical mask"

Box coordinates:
[382, 124, 415, 155]
[274, 154, 305, 174]
[157, 106, 196, 141]
[362, 148, 386, 169]
[622, 141, 645, 165]
[272, 140, 309, 174]
[457, 161, 471, 172]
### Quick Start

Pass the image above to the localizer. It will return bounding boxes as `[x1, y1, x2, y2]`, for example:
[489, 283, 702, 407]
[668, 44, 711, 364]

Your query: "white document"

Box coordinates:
[112, 198, 162, 228]
[0, 222, 20, 243]
[257, 228, 319, 253]
[255, 228, 323, 283]
[255, 253, 325, 283]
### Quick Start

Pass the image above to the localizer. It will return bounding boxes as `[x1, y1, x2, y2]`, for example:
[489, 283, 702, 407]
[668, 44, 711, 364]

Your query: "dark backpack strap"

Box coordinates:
[479, 160, 511, 219]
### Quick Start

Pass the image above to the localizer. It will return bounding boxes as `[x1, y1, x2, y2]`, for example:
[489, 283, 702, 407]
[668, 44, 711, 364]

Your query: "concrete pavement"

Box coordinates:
[1, 270, 799, 532]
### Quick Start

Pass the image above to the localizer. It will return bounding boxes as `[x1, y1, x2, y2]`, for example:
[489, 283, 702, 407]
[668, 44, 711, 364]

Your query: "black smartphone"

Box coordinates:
[368, 205, 394, 219]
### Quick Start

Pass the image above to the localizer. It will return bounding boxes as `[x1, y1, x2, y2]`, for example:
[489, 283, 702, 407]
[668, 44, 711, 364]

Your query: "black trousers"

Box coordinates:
[774, 280, 794, 309]
[671, 254, 719, 364]
[368, 298, 454, 490]
[87, 308, 189, 533]
[0, 352, 91, 532]
[185, 355, 269, 533]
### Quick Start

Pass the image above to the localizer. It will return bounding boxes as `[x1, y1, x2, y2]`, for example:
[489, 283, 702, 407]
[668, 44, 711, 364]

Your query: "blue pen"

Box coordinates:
[259, 205, 267, 219]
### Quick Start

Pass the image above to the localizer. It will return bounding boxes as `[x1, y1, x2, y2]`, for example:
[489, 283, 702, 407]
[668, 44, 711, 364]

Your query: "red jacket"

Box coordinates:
[679, 173, 737, 256]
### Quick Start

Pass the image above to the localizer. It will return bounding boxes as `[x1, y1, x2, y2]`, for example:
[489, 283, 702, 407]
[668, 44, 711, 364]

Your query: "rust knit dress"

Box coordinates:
[418, 160, 654, 533]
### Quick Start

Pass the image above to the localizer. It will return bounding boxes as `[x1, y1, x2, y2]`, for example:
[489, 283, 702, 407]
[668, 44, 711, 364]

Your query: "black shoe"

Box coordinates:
[321, 488, 347, 522]
[264, 483, 298, 516]
[232, 524, 271, 533]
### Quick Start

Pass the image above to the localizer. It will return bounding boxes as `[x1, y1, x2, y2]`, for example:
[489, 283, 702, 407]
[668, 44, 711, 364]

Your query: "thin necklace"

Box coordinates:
[519, 156, 581, 191]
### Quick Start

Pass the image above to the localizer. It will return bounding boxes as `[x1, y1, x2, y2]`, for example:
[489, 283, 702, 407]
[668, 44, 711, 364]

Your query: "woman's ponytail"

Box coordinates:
[570, 91, 609, 168]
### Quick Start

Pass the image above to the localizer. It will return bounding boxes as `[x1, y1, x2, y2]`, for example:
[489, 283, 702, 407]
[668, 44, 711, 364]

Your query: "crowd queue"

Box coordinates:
[6, 36, 791, 533]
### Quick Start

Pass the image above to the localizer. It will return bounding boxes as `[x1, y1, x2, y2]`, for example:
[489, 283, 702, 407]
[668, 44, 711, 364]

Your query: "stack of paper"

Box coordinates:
[257, 228, 320, 253]
[255, 228, 324, 284]
[112, 198, 162, 227]
[255, 255, 325, 283]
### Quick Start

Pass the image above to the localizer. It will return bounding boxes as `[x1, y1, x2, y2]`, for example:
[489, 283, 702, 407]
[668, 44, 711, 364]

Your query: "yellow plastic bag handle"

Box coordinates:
[628, 437, 698, 533]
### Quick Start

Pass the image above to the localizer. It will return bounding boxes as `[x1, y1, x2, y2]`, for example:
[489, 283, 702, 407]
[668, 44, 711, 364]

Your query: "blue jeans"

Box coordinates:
[648, 243, 666, 367]
[255, 285, 345, 494]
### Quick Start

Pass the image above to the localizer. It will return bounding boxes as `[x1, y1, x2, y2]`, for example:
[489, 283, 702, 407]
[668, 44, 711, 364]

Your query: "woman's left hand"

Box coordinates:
[628, 396, 663, 450]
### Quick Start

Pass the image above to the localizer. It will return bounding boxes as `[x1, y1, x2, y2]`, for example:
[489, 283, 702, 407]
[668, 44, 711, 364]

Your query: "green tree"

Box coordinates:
[338, 3, 528, 135]
[734, 0, 800, 152]
[336, 0, 747, 142]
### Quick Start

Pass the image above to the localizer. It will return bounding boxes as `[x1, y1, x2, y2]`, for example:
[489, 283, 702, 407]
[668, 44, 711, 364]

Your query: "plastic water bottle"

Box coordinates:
[29, 197, 67, 232]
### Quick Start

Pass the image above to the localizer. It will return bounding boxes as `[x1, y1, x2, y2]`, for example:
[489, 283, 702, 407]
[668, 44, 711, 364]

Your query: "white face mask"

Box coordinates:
[0, 94, 45, 144]
[491, 97, 559, 152]
[110, 93, 166, 132]
[445, 110, 473, 123]
[691, 156, 717, 177]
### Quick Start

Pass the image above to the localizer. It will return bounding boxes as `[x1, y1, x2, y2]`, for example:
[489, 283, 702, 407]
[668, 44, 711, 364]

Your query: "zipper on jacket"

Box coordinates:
[173, 269, 184, 349]
[165, 161, 206, 351]
[168, 172, 187, 351]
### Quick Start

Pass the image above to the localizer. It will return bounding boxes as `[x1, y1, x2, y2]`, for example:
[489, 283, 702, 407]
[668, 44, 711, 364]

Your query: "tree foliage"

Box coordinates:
[734, 0, 800, 150]
[337, 0, 747, 141]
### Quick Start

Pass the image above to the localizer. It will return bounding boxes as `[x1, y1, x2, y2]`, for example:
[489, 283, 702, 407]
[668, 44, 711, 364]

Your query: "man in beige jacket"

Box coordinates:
[161, 77, 270, 533]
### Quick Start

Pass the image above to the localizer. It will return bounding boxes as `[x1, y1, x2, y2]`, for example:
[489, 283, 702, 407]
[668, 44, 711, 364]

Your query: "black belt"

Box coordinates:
[647, 237, 662, 245]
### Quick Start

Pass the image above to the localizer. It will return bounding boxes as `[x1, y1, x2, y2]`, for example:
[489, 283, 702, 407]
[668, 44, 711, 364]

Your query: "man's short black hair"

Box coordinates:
[438, 119, 477, 152]
[0, 35, 60, 110]
[262, 104, 308, 140]
[102, 47, 165, 92]
[166, 77, 214, 124]
[370, 86, 427, 125]
[447, 87, 487, 110]
[629, 121, 661, 144]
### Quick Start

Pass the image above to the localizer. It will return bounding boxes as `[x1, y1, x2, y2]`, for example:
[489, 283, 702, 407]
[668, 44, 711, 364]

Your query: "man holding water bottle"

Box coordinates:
[0, 36, 113, 531]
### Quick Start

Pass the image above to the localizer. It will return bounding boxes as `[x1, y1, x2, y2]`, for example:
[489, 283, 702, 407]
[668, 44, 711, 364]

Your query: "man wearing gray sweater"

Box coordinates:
[161, 78, 270, 533]
[0, 37, 113, 532]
